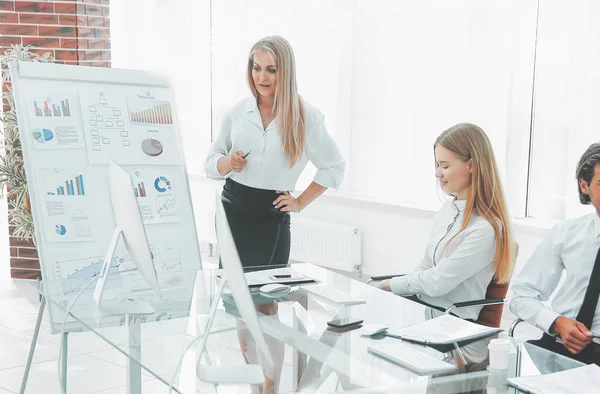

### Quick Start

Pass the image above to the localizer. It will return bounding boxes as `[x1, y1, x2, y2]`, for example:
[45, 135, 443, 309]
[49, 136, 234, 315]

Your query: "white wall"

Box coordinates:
[190, 176, 548, 291]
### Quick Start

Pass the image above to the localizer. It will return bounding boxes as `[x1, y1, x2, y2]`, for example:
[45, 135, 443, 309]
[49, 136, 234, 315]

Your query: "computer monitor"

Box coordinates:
[93, 160, 161, 315]
[214, 198, 274, 366]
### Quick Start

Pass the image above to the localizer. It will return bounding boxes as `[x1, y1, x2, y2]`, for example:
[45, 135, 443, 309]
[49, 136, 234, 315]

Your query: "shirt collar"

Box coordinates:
[244, 97, 259, 113]
[453, 198, 467, 212]
[594, 214, 600, 238]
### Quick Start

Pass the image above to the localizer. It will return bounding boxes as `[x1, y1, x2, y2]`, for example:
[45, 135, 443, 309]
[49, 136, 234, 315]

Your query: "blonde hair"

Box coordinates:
[247, 36, 305, 167]
[435, 123, 515, 284]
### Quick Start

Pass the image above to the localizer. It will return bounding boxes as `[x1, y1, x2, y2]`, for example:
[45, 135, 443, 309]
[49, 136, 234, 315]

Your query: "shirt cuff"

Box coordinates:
[535, 307, 561, 334]
[390, 275, 411, 296]
[313, 168, 344, 190]
[207, 155, 232, 180]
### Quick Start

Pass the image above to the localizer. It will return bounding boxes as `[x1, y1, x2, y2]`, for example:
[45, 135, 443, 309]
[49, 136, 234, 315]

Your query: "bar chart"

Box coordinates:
[33, 98, 71, 117]
[129, 101, 173, 125]
[134, 182, 147, 198]
[46, 174, 86, 196]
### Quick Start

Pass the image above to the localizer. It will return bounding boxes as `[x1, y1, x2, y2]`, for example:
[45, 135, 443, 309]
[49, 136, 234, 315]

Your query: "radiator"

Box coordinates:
[290, 218, 362, 273]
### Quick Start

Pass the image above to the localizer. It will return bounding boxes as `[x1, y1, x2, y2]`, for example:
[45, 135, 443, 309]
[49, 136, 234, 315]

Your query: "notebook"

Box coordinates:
[386, 314, 503, 345]
[507, 364, 600, 394]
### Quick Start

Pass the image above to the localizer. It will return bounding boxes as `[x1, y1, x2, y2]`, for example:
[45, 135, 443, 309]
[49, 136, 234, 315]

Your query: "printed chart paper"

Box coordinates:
[26, 91, 84, 150]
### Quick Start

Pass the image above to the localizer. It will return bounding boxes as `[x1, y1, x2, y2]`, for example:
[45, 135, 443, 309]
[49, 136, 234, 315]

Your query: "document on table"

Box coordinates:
[507, 364, 600, 394]
[386, 314, 503, 345]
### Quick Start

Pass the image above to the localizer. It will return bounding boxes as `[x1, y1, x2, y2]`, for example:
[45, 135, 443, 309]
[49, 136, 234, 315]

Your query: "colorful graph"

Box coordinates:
[32, 128, 54, 143]
[154, 176, 172, 193]
[134, 182, 147, 198]
[55, 224, 67, 235]
[46, 174, 85, 196]
[130, 102, 173, 125]
[33, 98, 71, 117]
[141, 138, 164, 157]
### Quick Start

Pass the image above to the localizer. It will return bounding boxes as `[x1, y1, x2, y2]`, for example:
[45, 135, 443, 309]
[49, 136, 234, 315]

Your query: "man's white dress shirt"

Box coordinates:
[510, 213, 600, 342]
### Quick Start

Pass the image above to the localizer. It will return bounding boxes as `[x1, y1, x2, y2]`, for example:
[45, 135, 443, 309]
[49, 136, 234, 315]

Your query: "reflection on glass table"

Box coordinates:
[39, 263, 585, 393]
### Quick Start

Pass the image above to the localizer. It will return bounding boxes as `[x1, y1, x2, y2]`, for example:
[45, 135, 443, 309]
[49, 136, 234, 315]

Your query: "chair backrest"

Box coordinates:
[476, 242, 519, 328]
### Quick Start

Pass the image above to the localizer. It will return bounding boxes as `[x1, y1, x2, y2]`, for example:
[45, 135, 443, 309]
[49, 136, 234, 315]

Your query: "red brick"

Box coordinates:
[87, 38, 108, 49]
[14, 1, 53, 13]
[22, 36, 59, 48]
[0, 1, 14, 12]
[58, 14, 76, 25]
[9, 235, 35, 247]
[95, 27, 109, 39]
[9, 247, 17, 257]
[18, 247, 39, 259]
[55, 49, 76, 61]
[60, 38, 76, 48]
[54, 3, 75, 14]
[38, 25, 75, 37]
[19, 13, 58, 24]
[0, 36, 21, 46]
[65, 60, 77, 65]
[0, 23, 37, 35]
[101, 5, 108, 16]
[77, 38, 87, 49]
[10, 268, 41, 280]
[99, 0, 108, 5]
[26, 47, 53, 57]
[0, 12, 18, 23]
[87, 16, 105, 27]
[8, 225, 16, 235]
[84, 0, 100, 4]
[77, 27, 94, 38]
[85, 4, 102, 16]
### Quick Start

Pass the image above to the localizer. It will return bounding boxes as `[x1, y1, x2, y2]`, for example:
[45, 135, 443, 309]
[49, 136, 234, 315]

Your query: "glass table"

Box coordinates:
[37, 263, 584, 393]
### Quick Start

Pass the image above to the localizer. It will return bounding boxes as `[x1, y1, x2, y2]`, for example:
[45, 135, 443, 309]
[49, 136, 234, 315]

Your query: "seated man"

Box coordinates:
[510, 143, 600, 365]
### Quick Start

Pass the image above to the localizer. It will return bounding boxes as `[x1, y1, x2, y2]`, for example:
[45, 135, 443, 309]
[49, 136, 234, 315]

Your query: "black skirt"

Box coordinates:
[220, 178, 291, 269]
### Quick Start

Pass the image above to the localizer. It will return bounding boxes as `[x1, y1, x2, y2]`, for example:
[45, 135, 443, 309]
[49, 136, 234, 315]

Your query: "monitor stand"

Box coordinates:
[196, 278, 265, 385]
[93, 226, 155, 316]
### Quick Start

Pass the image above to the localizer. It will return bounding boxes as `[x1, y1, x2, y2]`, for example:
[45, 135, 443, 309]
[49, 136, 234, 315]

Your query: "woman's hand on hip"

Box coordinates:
[229, 151, 248, 172]
[273, 191, 300, 213]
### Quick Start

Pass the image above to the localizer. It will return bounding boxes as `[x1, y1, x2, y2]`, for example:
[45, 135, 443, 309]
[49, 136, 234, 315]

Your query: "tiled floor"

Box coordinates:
[0, 199, 543, 393]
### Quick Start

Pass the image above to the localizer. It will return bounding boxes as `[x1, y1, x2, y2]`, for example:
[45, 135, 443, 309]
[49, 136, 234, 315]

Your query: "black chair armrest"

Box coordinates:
[367, 274, 406, 284]
[508, 318, 525, 337]
[444, 298, 505, 314]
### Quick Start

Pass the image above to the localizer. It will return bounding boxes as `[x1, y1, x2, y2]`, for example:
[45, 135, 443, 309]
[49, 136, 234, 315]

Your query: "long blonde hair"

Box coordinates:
[435, 123, 515, 283]
[247, 36, 305, 167]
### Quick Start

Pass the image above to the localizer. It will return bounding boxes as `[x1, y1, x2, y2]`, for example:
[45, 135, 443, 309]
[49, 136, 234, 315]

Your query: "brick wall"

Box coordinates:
[0, 0, 111, 279]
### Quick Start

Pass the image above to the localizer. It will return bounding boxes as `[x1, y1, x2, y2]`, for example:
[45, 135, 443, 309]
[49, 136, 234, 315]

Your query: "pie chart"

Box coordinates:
[141, 138, 164, 157]
[154, 176, 172, 193]
[55, 224, 67, 235]
[33, 128, 54, 143]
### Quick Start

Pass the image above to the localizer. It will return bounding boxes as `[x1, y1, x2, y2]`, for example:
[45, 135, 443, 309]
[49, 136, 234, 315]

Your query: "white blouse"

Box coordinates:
[205, 97, 345, 191]
[390, 199, 497, 321]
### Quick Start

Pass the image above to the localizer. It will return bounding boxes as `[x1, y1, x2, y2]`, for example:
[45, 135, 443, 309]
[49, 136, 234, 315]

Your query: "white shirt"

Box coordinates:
[510, 213, 600, 340]
[205, 97, 345, 191]
[390, 199, 497, 321]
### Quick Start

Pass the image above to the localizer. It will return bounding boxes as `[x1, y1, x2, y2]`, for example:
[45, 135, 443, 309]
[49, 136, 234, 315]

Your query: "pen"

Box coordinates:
[243, 150, 252, 159]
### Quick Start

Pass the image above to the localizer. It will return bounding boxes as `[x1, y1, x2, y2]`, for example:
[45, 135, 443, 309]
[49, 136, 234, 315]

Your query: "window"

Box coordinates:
[111, 0, 211, 175]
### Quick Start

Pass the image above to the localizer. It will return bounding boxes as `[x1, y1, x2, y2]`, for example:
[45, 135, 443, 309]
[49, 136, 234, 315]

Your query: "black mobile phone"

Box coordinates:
[273, 274, 291, 278]
[327, 317, 364, 329]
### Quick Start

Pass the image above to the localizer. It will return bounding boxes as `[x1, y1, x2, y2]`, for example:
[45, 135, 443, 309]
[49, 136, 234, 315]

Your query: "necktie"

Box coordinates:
[576, 245, 600, 329]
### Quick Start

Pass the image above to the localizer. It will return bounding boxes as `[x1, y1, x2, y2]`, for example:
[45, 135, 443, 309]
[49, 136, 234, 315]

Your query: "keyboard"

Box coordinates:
[367, 342, 457, 375]
[300, 285, 366, 305]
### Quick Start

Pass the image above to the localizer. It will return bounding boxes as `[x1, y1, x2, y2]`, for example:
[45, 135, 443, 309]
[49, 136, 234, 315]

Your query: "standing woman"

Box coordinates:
[205, 35, 345, 393]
